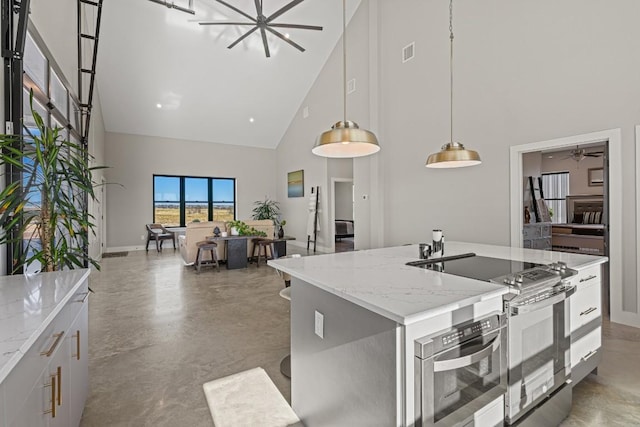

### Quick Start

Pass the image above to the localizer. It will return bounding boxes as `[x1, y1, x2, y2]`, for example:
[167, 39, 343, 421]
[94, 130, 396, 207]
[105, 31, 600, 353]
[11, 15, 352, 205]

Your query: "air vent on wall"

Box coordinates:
[402, 42, 415, 63]
[347, 78, 356, 94]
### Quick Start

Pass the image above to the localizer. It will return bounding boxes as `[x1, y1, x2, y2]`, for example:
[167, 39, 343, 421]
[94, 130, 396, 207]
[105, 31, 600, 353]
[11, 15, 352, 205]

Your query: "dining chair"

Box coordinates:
[145, 223, 175, 252]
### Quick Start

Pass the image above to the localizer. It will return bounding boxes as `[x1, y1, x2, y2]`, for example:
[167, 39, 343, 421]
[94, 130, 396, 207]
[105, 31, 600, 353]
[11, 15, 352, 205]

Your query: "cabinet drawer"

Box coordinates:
[575, 265, 601, 286]
[571, 327, 601, 369]
[570, 280, 601, 333]
[2, 284, 87, 426]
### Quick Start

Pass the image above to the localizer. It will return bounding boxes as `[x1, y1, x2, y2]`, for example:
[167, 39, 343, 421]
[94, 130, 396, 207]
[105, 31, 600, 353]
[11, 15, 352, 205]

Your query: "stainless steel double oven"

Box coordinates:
[409, 254, 577, 426]
[414, 313, 507, 426]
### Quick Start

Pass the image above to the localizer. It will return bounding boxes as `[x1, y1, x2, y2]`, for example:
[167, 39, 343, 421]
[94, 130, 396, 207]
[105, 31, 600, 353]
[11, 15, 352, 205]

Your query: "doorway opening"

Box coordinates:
[510, 129, 625, 324]
[332, 178, 354, 253]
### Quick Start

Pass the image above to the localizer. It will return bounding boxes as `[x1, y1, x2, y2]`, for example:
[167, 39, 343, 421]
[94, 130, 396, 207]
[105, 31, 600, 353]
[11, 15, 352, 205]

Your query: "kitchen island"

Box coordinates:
[269, 242, 607, 427]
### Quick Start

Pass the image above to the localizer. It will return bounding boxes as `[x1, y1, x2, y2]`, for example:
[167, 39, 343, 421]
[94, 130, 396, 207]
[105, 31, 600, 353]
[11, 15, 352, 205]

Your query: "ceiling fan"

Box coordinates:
[197, 0, 323, 58]
[563, 147, 604, 162]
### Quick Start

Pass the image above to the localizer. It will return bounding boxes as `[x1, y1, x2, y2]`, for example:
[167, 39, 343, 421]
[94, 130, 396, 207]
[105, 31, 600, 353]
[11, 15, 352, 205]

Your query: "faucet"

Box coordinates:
[432, 230, 444, 258]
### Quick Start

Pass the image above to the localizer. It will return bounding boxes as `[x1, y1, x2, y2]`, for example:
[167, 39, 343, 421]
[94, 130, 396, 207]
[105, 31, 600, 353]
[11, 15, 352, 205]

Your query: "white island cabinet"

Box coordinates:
[569, 264, 603, 385]
[0, 269, 90, 427]
[270, 242, 607, 427]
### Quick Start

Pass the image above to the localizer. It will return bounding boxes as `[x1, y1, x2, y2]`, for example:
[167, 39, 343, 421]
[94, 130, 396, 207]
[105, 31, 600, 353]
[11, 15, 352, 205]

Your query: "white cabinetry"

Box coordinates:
[569, 265, 602, 385]
[0, 271, 89, 427]
[67, 299, 89, 427]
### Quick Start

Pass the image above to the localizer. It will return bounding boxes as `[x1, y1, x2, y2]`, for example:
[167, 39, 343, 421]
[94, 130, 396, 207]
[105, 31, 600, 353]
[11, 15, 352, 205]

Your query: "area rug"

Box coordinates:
[102, 251, 128, 258]
[202, 367, 301, 427]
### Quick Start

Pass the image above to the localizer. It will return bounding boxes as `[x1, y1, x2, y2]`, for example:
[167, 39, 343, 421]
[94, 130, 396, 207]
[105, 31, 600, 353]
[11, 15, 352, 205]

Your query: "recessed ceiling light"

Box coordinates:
[249, 117, 255, 123]
[156, 103, 162, 109]
[285, 33, 290, 39]
[548, 155, 553, 159]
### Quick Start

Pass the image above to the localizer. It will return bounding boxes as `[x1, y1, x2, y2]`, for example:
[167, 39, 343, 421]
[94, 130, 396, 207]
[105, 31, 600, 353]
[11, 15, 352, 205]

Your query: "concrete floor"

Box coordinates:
[80, 248, 640, 426]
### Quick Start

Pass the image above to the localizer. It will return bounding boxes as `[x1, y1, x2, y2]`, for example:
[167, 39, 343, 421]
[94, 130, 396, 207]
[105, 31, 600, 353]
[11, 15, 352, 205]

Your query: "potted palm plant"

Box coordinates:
[0, 93, 105, 273]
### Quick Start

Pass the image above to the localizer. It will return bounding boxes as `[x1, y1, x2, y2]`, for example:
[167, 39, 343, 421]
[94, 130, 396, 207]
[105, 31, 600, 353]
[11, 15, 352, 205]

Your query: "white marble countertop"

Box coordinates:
[268, 242, 607, 325]
[0, 269, 91, 383]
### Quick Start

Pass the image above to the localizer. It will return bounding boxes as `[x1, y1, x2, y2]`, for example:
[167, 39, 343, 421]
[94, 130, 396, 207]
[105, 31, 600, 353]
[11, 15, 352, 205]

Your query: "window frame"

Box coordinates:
[153, 174, 237, 227]
[542, 171, 570, 224]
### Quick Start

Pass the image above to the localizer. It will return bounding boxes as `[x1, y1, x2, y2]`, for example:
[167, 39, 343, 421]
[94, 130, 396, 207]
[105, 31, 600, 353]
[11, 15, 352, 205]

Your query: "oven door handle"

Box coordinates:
[510, 286, 576, 316]
[433, 335, 501, 372]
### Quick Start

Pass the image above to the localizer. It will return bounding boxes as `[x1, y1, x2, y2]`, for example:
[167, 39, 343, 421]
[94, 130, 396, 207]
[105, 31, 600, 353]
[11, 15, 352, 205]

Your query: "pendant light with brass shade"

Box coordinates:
[426, 0, 481, 168]
[312, 0, 380, 158]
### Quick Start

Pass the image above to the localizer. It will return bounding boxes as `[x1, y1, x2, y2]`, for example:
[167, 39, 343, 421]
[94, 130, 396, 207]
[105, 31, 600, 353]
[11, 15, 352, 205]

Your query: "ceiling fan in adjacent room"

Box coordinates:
[563, 147, 604, 162]
[197, 0, 323, 58]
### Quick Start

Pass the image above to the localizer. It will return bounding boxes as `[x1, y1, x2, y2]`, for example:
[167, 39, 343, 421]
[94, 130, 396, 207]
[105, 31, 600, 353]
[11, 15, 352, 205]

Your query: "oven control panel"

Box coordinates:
[442, 318, 492, 345]
[415, 314, 505, 358]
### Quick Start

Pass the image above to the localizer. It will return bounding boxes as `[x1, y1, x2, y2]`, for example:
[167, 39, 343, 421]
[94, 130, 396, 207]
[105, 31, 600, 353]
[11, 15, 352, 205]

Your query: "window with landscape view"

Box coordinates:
[153, 175, 235, 227]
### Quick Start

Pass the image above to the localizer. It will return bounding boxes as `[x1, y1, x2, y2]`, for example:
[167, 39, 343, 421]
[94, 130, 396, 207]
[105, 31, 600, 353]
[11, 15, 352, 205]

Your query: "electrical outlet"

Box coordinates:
[314, 310, 324, 339]
[141, 234, 146, 241]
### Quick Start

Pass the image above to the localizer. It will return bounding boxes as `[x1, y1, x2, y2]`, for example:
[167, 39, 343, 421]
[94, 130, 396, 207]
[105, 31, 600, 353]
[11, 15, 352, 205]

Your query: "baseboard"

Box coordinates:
[105, 245, 147, 253]
[287, 239, 332, 254]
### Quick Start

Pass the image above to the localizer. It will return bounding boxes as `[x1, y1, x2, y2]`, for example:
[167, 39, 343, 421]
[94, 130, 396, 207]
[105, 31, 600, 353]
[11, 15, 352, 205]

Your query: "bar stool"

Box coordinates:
[279, 286, 292, 378]
[251, 238, 274, 267]
[195, 240, 220, 272]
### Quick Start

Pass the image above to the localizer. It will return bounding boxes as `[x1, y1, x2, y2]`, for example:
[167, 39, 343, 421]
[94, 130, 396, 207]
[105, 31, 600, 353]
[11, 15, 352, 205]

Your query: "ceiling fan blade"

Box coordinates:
[266, 26, 305, 52]
[269, 23, 323, 31]
[260, 26, 271, 57]
[584, 153, 602, 157]
[198, 21, 256, 26]
[267, 0, 304, 23]
[214, 0, 257, 22]
[227, 26, 259, 49]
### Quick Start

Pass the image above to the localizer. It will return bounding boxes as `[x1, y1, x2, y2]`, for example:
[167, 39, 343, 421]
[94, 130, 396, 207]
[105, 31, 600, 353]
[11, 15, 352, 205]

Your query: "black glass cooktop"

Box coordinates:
[408, 254, 544, 282]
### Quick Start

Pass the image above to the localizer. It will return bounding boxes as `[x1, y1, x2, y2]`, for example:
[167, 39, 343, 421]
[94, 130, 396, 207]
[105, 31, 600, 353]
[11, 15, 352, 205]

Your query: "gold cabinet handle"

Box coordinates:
[57, 366, 62, 406]
[44, 375, 56, 418]
[73, 330, 81, 360]
[580, 275, 597, 283]
[41, 332, 64, 357]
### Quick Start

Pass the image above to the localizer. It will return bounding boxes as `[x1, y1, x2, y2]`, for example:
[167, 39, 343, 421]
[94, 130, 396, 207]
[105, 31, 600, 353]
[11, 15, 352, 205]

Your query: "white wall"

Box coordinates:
[276, 1, 371, 252]
[375, 0, 639, 318]
[275, 0, 640, 322]
[105, 132, 277, 249]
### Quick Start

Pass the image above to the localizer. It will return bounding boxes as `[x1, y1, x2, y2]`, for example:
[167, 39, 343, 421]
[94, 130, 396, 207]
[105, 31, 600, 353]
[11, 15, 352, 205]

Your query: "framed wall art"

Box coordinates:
[287, 170, 304, 198]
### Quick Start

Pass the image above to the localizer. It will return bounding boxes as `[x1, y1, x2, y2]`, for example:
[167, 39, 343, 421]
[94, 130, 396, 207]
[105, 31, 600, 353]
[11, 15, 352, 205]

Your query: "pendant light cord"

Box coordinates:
[343, 0, 347, 124]
[449, 0, 454, 144]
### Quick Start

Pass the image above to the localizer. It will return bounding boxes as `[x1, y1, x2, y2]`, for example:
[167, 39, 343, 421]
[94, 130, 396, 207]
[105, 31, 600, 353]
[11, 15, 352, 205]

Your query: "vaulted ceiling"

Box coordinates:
[97, 0, 359, 149]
